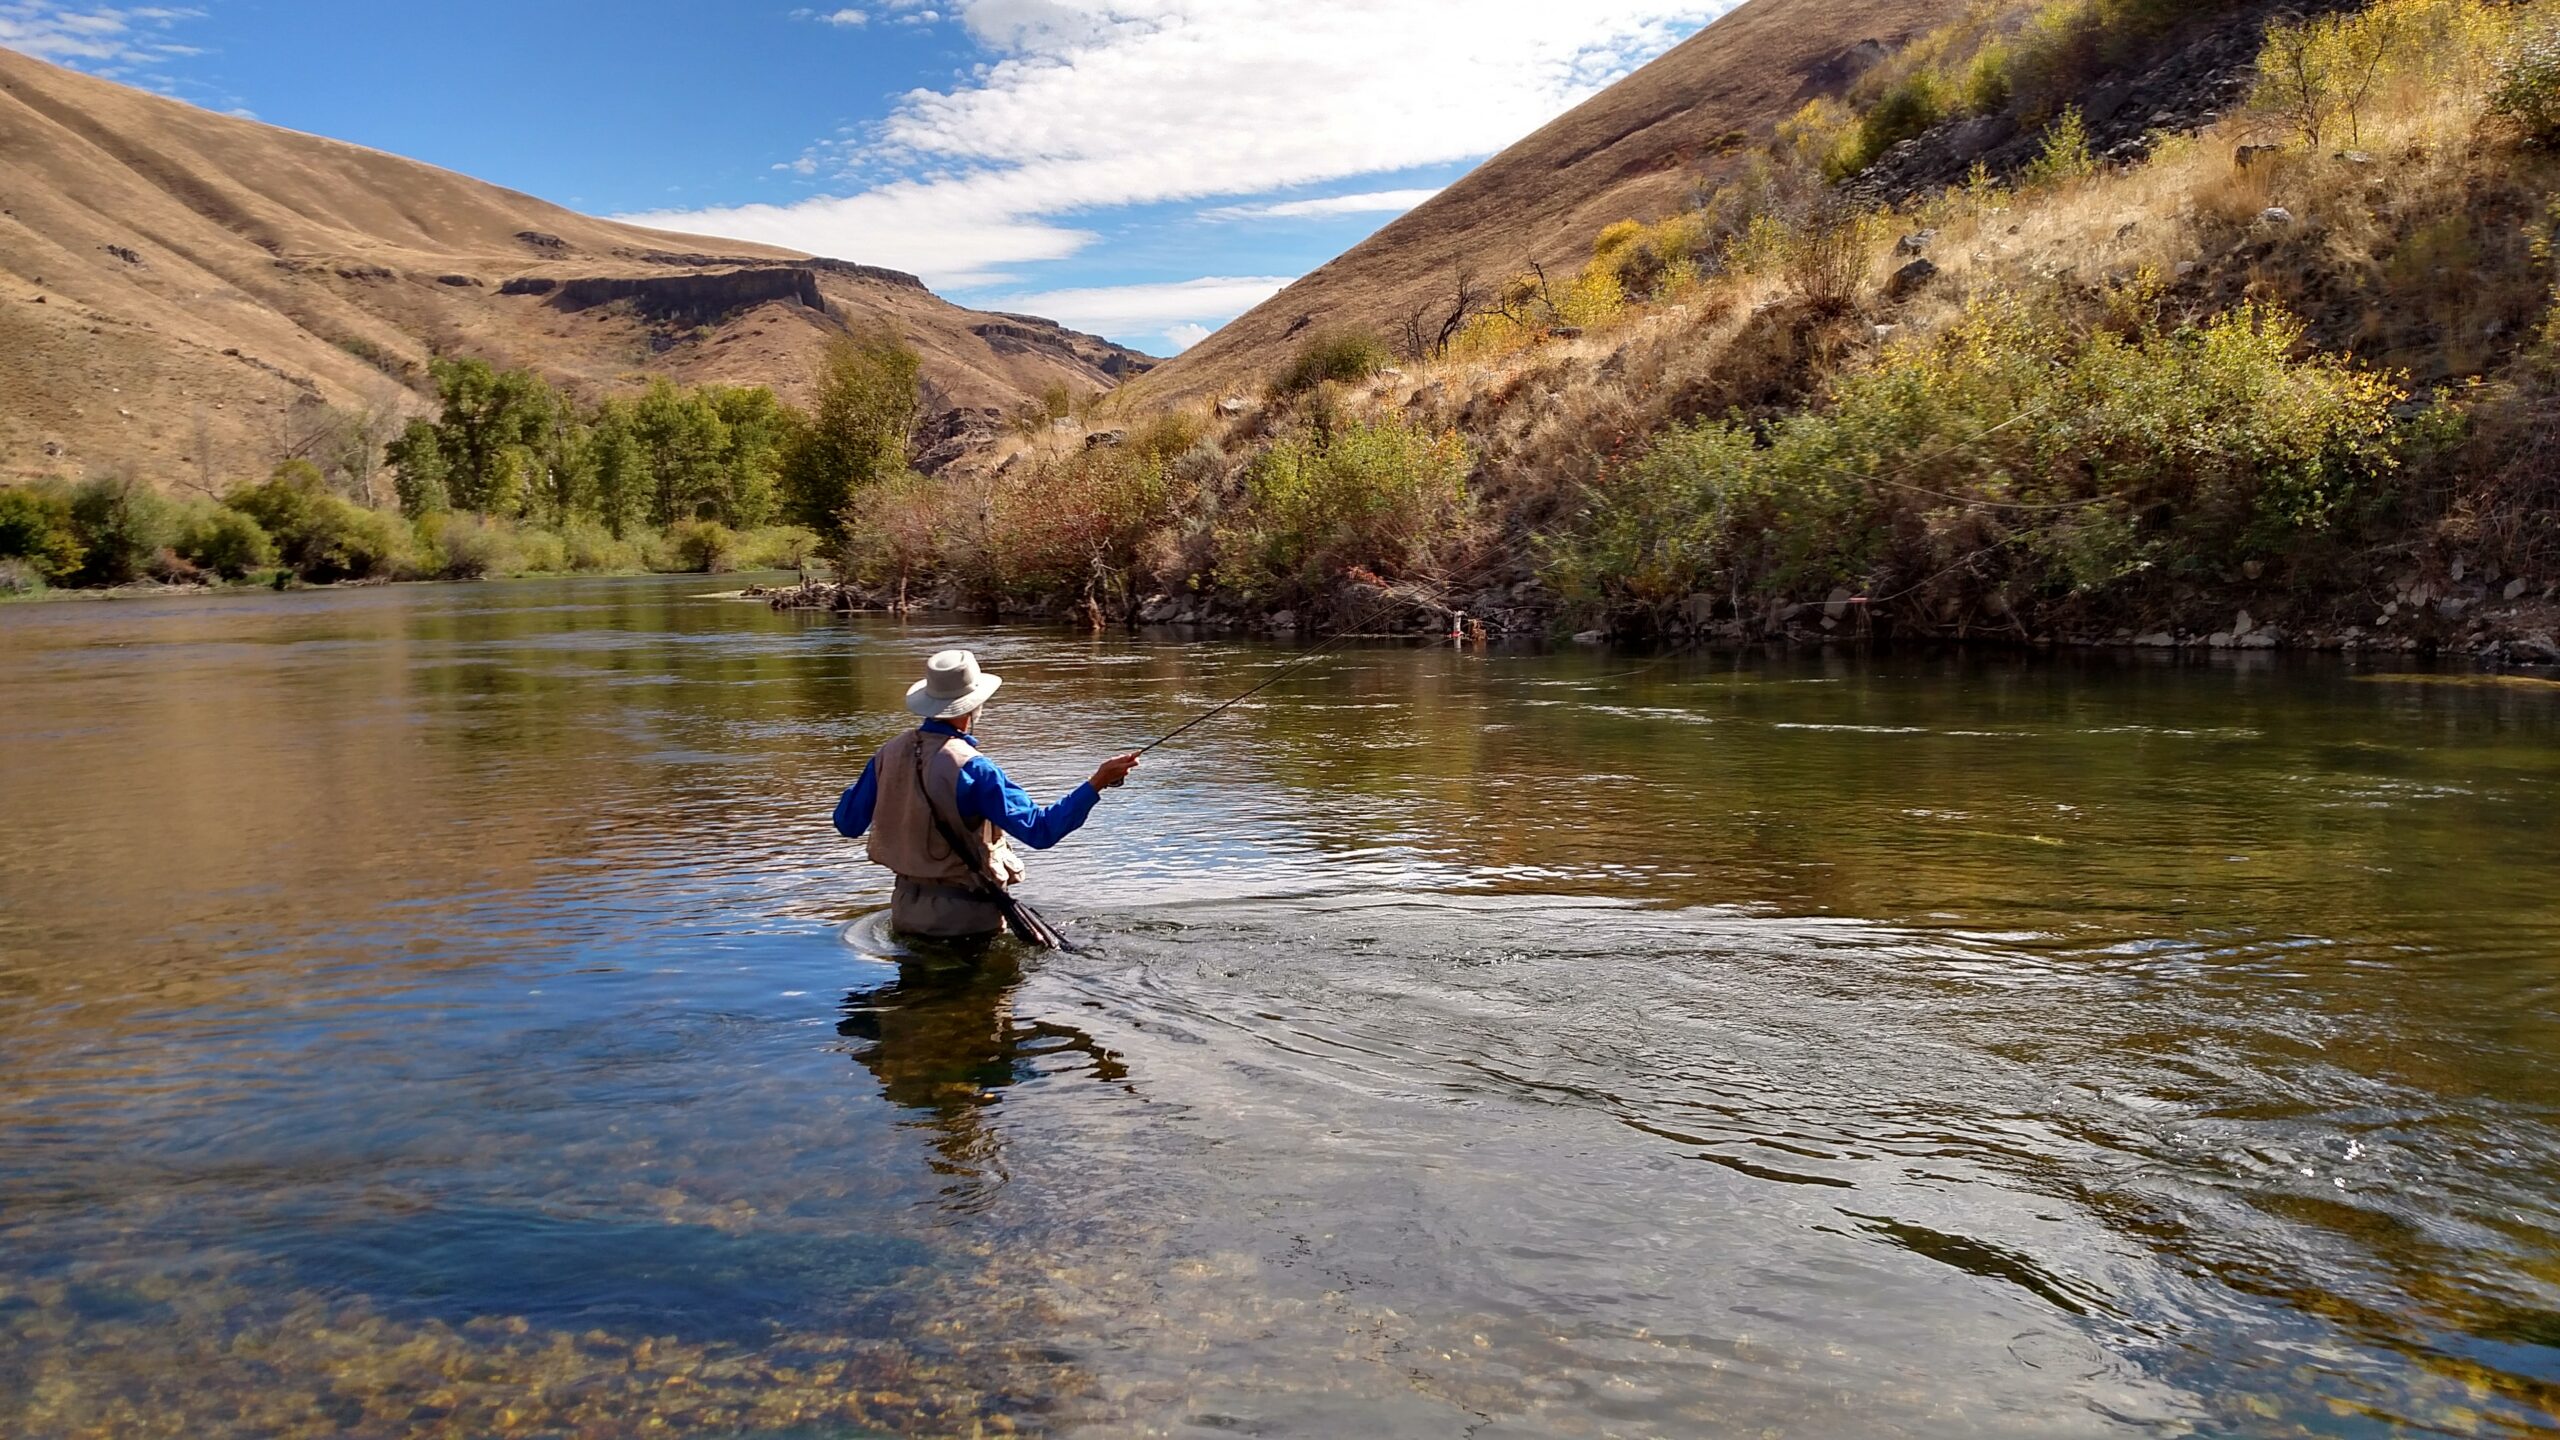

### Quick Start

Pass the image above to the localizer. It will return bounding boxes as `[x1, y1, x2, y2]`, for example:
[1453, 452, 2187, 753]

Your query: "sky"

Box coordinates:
[0, 0, 1740, 354]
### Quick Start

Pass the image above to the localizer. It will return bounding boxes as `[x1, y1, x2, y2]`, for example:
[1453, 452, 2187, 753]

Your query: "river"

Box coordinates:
[1, 574, 2555, 1438]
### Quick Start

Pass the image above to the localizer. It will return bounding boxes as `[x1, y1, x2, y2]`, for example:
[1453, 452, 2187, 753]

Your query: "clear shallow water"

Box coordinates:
[0, 576, 2556, 1438]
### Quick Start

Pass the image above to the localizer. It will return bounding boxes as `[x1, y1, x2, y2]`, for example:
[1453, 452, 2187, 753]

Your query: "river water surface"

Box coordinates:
[1, 576, 2556, 1438]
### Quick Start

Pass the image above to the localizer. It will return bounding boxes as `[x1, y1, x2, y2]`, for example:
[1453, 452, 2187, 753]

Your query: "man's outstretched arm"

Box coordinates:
[958, 752, 1140, 850]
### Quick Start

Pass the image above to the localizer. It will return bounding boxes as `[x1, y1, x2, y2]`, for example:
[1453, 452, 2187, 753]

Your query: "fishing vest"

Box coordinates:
[866, 729, 1014, 889]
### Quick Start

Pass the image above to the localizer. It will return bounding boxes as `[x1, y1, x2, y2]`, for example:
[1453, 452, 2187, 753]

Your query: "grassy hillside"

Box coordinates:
[1135, 0, 1969, 404]
[0, 46, 1148, 491]
[803, 0, 2560, 662]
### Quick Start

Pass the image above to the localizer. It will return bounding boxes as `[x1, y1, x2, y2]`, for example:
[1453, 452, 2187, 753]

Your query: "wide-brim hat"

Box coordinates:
[905, 648, 1003, 719]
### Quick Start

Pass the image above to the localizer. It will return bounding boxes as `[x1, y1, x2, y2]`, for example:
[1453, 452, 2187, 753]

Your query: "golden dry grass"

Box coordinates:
[0, 47, 1143, 488]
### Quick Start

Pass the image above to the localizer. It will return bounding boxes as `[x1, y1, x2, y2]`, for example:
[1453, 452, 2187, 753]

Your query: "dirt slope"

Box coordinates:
[0, 46, 1149, 487]
[1137, 0, 1962, 402]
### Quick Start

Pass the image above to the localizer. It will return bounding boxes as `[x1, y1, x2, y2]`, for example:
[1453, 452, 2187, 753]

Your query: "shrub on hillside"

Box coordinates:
[1784, 200, 1881, 314]
[1595, 213, 1708, 300]
[2020, 105, 2097, 187]
[2493, 32, 2560, 143]
[0, 485, 86, 582]
[1546, 294, 2405, 631]
[988, 441, 1195, 616]
[1274, 329, 1393, 395]
[1831, 70, 1953, 179]
[1219, 418, 1472, 604]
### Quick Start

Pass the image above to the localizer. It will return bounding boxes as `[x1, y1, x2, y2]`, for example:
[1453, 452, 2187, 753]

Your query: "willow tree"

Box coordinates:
[783, 332, 920, 533]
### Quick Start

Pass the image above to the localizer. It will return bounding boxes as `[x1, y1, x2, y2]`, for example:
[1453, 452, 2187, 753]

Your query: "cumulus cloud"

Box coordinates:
[0, 2, 204, 72]
[791, 7, 870, 24]
[974, 274, 1294, 335]
[627, 177, 1099, 287]
[626, 0, 1735, 289]
[1162, 321, 1212, 352]
[1202, 188, 1444, 223]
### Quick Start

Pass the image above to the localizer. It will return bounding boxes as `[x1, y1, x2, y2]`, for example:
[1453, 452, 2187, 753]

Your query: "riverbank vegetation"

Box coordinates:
[922, 0, 2553, 651]
[8, 0, 2559, 652]
[0, 348, 896, 597]
[736, 0, 2560, 657]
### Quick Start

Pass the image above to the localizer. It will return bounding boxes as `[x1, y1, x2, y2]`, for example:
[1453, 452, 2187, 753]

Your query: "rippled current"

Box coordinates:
[1, 575, 2556, 1438]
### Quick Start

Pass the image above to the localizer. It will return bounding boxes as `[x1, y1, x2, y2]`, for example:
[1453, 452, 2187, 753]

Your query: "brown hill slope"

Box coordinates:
[0, 46, 1148, 487]
[1137, 0, 1961, 402]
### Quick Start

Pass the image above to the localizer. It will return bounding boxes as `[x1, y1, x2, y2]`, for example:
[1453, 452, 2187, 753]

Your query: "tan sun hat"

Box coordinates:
[905, 649, 1003, 720]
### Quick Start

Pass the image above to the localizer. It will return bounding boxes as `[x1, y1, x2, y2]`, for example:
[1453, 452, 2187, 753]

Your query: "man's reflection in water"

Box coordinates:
[838, 941, 1126, 1210]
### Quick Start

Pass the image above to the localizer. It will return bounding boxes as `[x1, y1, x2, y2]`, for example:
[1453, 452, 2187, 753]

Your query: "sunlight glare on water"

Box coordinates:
[0, 575, 2556, 1437]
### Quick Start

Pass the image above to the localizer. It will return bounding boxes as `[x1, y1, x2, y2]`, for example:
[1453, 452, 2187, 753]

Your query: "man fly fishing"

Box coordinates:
[835, 649, 1141, 946]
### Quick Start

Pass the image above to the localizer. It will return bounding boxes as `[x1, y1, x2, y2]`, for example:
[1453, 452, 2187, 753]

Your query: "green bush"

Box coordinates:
[66, 474, 179, 586]
[301, 500, 413, 582]
[562, 520, 643, 573]
[1219, 418, 1472, 603]
[515, 527, 569, 576]
[1830, 71, 1951, 179]
[175, 502, 276, 580]
[227, 463, 412, 582]
[1274, 329, 1393, 396]
[1546, 294, 2406, 631]
[2493, 32, 2560, 144]
[0, 486, 86, 582]
[2020, 106, 2097, 188]
[668, 518, 739, 573]
[421, 512, 523, 580]
[735, 525, 821, 570]
[0, 557, 44, 597]
[1960, 40, 2014, 114]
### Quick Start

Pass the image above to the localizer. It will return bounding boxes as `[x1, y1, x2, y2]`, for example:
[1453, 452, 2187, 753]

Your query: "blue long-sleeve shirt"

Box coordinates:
[833, 720, 1102, 851]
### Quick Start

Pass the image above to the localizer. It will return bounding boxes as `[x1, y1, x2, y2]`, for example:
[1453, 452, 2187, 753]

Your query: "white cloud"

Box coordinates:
[791, 6, 869, 24]
[972, 274, 1293, 335]
[1202, 188, 1444, 223]
[627, 179, 1100, 288]
[0, 2, 203, 70]
[626, 0, 1736, 289]
[1162, 322, 1212, 352]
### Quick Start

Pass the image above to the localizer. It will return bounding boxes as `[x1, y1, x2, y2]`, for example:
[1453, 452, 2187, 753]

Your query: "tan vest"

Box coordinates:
[866, 729, 1018, 888]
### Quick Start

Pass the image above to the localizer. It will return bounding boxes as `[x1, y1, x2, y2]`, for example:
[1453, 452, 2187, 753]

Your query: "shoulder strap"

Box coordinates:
[908, 729, 1068, 951]
[912, 732, 1000, 894]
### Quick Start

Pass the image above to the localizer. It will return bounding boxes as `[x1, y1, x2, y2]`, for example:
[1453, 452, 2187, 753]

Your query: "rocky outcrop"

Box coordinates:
[625, 250, 928, 292]
[1841, 0, 2358, 206]
[545, 267, 829, 325]
[975, 314, 1158, 380]
[913, 406, 1003, 475]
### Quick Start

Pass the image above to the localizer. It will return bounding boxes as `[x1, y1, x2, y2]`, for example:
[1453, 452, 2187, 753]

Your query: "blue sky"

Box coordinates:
[0, 1, 1737, 354]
